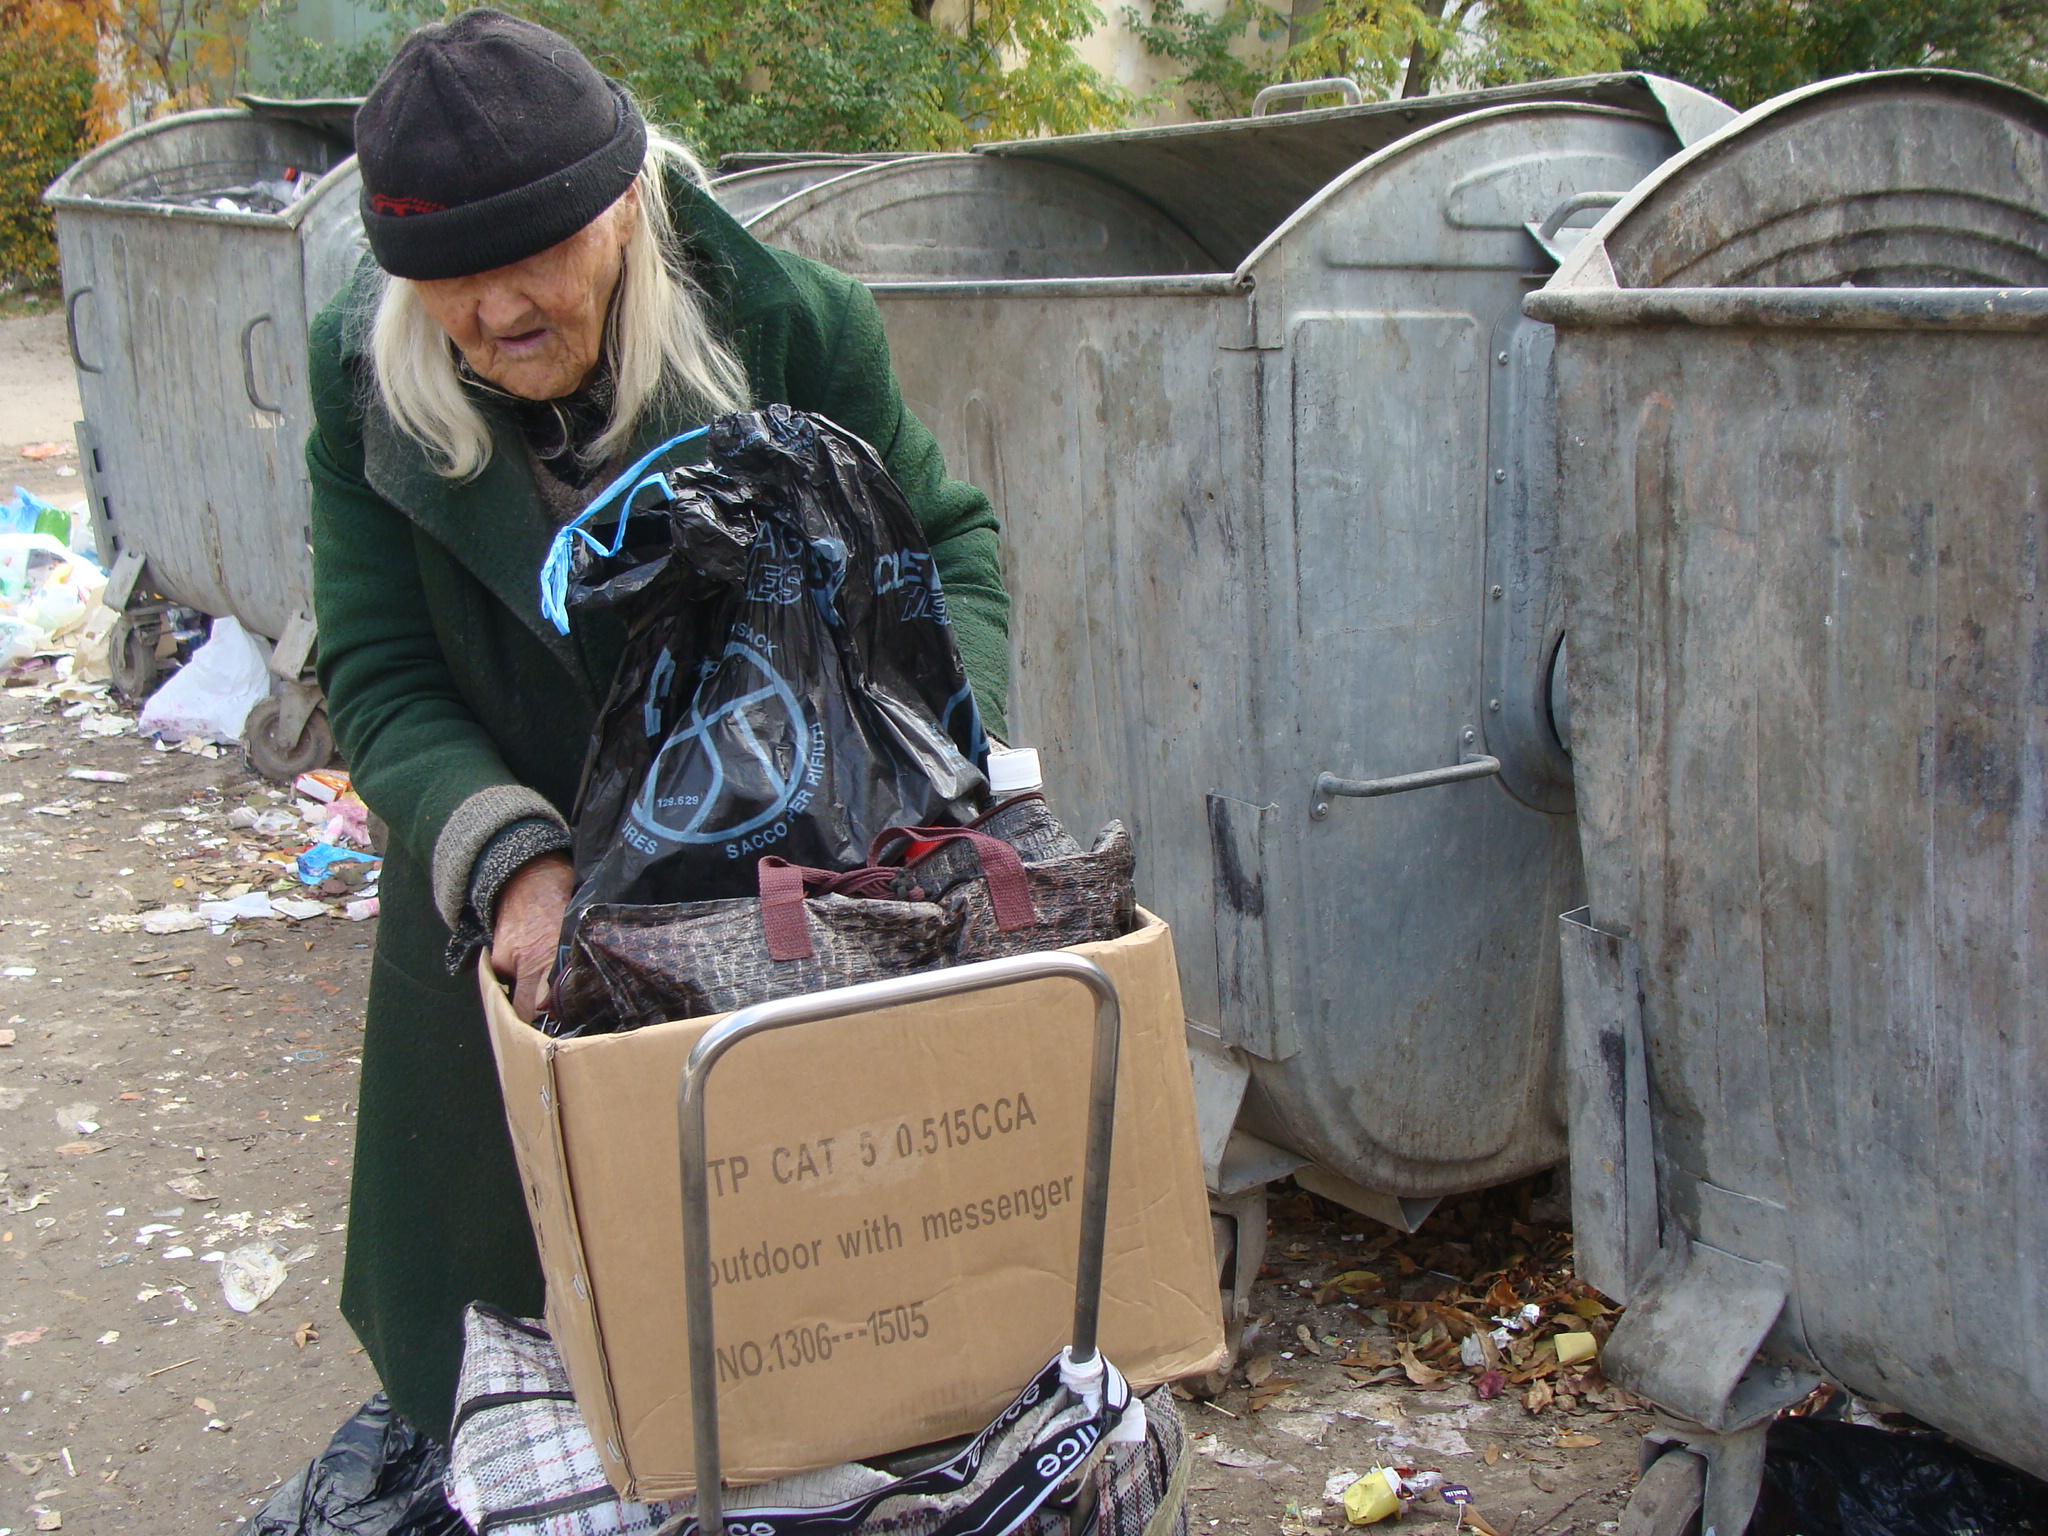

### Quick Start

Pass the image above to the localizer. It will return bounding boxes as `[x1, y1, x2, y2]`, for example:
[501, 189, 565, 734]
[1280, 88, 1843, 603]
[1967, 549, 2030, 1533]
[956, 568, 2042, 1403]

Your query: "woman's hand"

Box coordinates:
[491, 852, 575, 1021]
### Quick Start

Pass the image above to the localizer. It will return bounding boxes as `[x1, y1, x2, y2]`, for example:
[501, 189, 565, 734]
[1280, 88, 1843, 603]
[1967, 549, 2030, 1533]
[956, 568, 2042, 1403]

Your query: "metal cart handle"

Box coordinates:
[241, 315, 281, 413]
[1250, 78, 1364, 115]
[1538, 191, 1625, 242]
[65, 287, 102, 375]
[676, 950, 1123, 1535]
[1311, 753, 1501, 819]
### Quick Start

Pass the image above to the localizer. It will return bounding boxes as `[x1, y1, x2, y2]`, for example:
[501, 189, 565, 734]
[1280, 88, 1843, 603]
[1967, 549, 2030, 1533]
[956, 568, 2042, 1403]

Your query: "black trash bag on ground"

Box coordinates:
[249, 1394, 466, 1536]
[1751, 1418, 2048, 1536]
[558, 406, 986, 923]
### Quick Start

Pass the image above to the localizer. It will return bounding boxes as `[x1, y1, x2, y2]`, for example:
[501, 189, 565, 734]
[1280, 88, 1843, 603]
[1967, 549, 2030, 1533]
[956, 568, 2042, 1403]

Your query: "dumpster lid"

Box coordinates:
[236, 95, 362, 150]
[978, 72, 1731, 268]
[1528, 70, 2048, 328]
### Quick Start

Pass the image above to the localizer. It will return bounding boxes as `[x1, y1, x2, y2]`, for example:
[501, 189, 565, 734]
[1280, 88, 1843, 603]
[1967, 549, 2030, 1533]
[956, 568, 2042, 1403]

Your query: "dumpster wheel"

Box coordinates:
[1619, 1448, 1704, 1536]
[107, 613, 165, 705]
[245, 694, 334, 784]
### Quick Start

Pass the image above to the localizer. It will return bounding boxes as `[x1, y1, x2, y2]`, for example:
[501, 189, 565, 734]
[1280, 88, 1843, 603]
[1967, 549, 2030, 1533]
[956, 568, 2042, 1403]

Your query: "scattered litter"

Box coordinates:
[293, 769, 350, 803]
[145, 1357, 196, 1378]
[141, 908, 206, 936]
[1274, 1412, 1336, 1445]
[227, 804, 302, 836]
[1, 965, 33, 977]
[1342, 1469, 1403, 1526]
[33, 1506, 59, 1530]
[55, 1101, 96, 1131]
[96, 1332, 118, 1345]
[272, 897, 330, 921]
[195, 891, 274, 930]
[4, 1327, 47, 1349]
[6, 1450, 42, 1474]
[295, 843, 379, 886]
[1554, 1332, 1597, 1367]
[343, 896, 379, 921]
[54, 1142, 103, 1156]
[220, 1240, 290, 1312]
[164, 1177, 215, 1203]
[161, 1245, 193, 1259]
[17, 444, 62, 461]
[64, 768, 128, 783]
[0, 1029, 14, 1046]
[136, 616, 271, 744]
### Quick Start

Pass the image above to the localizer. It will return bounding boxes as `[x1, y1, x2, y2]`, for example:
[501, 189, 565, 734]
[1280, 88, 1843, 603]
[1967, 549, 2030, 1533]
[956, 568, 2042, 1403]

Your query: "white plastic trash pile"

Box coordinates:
[0, 486, 111, 681]
[136, 615, 273, 747]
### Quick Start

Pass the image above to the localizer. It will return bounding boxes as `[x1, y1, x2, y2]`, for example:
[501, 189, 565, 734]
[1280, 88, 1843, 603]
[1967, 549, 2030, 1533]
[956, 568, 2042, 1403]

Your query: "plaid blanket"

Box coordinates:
[444, 1305, 1189, 1536]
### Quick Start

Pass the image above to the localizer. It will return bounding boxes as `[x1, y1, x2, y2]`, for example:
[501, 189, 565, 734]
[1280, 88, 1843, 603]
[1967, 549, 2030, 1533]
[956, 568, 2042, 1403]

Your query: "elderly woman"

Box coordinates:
[309, 8, 1009, 1441]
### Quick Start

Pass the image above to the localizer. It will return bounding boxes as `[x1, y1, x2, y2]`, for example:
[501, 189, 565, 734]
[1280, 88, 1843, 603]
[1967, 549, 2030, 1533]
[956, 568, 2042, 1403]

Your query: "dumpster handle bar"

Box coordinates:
[675, 950, 1123, 1534]
[1250, 78, 1365, 115]
[65, 288, 101, 375]
[1538, 191, 1625, 242]
[1311, 753, 1501, 818]
[241, 315, 281, 413]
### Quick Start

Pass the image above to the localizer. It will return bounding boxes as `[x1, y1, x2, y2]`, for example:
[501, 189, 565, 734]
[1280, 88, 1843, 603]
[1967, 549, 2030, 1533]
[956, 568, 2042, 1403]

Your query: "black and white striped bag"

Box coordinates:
[443, 1305, 1189, 1536]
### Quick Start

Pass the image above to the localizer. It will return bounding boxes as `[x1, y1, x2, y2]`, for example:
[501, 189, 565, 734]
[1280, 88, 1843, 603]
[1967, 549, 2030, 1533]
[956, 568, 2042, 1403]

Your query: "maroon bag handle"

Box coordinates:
[757, 857, 908, 962]
[866, 825, 1038, 934]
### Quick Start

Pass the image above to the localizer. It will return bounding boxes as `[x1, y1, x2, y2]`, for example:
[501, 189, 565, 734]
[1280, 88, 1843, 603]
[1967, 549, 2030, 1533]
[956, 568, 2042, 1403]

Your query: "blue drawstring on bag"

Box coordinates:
[538, 426, 712, 634]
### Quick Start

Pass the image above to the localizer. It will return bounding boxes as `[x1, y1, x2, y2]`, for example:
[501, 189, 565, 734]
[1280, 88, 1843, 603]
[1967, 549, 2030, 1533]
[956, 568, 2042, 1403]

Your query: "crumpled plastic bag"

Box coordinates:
[1752, 1418, 2048, 1536]
[552, 406, 986, 916]
[137, 615, 272, 744]
[248, 1395, 466, 1536]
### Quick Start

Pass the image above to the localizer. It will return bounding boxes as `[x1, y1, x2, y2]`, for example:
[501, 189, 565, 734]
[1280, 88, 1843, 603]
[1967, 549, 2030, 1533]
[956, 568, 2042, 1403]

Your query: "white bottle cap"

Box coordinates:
[986, 746, 1044, 796]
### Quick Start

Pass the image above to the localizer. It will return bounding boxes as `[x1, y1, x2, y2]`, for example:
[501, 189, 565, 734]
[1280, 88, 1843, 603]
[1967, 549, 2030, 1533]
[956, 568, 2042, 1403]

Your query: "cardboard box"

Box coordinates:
[483, 912, 1225, 1500]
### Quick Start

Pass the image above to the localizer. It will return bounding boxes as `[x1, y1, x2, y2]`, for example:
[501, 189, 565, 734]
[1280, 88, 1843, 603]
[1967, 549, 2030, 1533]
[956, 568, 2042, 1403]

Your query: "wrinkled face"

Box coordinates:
[412, 185, 638, 401]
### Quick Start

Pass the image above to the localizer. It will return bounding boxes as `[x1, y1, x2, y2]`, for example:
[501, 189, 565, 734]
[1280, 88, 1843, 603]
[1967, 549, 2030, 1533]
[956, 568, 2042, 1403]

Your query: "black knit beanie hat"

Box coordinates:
[356, 8, 648, 281]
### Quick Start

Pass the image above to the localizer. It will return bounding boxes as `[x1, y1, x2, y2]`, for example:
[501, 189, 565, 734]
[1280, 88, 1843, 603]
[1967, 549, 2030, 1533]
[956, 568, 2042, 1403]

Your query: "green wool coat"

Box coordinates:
[307, 171, 1010, 1442]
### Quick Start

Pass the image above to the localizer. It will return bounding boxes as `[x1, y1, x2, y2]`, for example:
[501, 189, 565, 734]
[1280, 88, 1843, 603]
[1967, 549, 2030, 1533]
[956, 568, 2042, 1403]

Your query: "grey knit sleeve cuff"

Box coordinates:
[430, 783, 568, 930]
[469, 818, 575, 935]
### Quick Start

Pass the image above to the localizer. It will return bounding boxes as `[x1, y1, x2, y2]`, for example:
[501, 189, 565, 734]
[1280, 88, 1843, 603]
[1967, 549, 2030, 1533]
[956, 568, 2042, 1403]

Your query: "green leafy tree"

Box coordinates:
[516, 0, 1133, 155]
[1126, 0, 1705, 114]
[254, 0, 1134, 154]
[0, 0, 100, 285]
[1627, 0, 2048, 107]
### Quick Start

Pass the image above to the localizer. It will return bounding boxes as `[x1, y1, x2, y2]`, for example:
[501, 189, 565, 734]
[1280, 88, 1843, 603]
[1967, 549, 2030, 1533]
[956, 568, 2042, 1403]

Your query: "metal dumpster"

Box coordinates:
[1529, 70, 2048, 1535]
[734, 76, 1733, 1301]
[46, 101, 366, 776]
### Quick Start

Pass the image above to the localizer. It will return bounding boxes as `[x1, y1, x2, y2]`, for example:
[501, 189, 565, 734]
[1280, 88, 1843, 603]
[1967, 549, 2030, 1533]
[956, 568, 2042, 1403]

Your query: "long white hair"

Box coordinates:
[367, 129, 751, 481]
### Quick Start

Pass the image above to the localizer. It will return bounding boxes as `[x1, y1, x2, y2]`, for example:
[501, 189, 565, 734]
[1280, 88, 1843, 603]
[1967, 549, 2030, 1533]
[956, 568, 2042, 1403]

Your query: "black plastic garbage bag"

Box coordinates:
[548, 406, 986, 919]
[249, 1394, 466, 1536]
[1753, 1418, 2048, 1536]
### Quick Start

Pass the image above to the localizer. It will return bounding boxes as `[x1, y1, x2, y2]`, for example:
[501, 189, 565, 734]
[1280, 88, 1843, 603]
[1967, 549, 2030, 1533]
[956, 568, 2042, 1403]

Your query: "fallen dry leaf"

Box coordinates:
[1295, 1324, 1324, 1357]
[192, 1397, 215, 1414]
[1339, 1341, 1393, 1370]
[1529, 1468, 1559, 1494]
[1245, 1355, 1277, 1387]
[1467, 1509, 1503, 1536]
[293, 1322, 319, 1349]
[54, 1141, 103, 1156]
[1484, 1445, 1501, 1466]
[1523, 1379, 1555, 1415]
[1555, 1433, 1602, 1449]
[1474, 1369, 1506, 1400]
[1397, 1342, 1445, 1386]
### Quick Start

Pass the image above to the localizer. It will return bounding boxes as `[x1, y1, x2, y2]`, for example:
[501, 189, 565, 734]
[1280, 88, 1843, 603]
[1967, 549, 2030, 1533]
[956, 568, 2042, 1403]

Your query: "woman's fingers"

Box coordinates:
[490, 851, 575, 1019]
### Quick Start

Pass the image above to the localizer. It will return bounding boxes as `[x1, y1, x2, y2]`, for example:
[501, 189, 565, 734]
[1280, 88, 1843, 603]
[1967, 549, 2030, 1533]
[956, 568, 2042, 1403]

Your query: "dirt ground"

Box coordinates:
[0, 304, 1642, 1536]
[0, 689, 382, 1534]
[0, 310, 88, 510]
